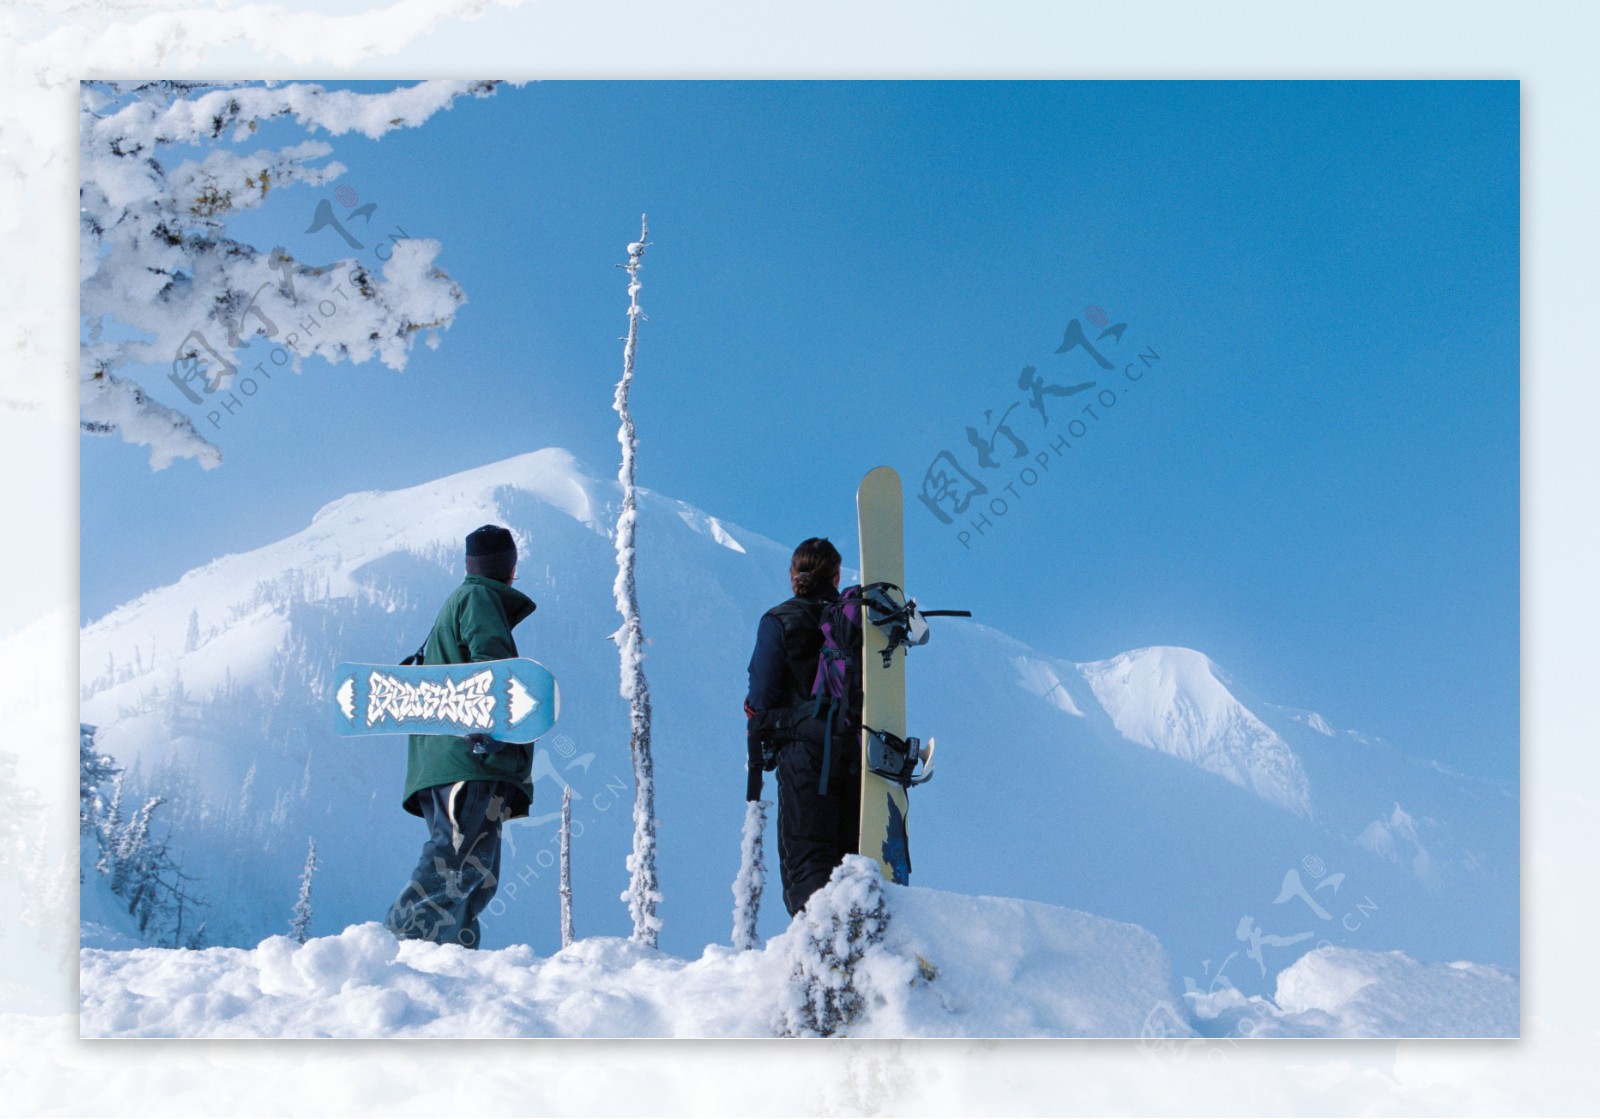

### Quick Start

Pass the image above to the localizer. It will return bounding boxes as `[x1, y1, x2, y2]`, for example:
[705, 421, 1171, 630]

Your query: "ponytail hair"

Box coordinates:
[790, 537, 842, 597]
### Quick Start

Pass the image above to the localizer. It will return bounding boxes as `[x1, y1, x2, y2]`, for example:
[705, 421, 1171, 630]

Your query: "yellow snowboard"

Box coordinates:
[856, 465, 913, 883]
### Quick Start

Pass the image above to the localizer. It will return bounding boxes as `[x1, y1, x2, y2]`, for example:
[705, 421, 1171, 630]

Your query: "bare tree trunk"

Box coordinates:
[560, 786, 575, 948]
[613, 215, 661, 948]
[731, 798, 769, 950]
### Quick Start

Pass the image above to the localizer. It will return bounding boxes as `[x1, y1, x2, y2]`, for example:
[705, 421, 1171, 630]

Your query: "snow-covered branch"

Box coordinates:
[78, 80, 498, 469]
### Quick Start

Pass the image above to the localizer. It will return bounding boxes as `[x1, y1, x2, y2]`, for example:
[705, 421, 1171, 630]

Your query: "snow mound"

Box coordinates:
[868, 879, 1172, 1038]
[1081, 646, 1313, 816]
[79, 871, 1175, 1038]
[1275, 947, 1518, 1037]
[1184, 946, 1518, 1038]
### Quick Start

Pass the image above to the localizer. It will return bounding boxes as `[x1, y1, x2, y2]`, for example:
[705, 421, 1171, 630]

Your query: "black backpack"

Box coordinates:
[751, 586, 865, 794]
[804, 584, 868, 795]
[750, 583, 966, 794]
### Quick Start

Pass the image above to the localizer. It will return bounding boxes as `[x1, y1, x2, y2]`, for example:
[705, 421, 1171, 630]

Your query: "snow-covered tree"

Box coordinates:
[731, 799, 769, 951]
[79, 80, 503, 470]
[110, 795, 164, 915]
[95, 772, 125, 879]
[290, 838, 319, 944]
[81, 725, 206, 947]
[560, 787, 575, 949]
[79, 723, 120, 837]
[612, 216, 662, 948]
[237, 760, 258, 822]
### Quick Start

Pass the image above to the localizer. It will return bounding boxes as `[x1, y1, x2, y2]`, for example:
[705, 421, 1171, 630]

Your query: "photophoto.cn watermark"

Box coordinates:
[168, 185, 420, 431]
[485, 733, 628, 934]
[383, 732, 624, 950]
[916, 305, 1170, 549]
[1137, 853, 1382, 1055]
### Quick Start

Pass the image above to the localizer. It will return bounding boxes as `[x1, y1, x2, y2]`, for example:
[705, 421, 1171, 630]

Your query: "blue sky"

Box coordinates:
[81, 80, 1519, 777]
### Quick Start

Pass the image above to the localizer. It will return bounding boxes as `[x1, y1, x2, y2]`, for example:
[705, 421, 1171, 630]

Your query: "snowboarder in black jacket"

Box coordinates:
[745, 537, 862, 916]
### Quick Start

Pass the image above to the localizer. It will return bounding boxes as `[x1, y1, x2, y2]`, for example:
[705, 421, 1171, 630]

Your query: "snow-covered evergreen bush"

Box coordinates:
[776, 855, 890, 1037]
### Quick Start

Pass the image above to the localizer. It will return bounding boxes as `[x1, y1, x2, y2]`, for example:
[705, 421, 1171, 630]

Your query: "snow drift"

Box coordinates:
[80, 861, 1515, 1039]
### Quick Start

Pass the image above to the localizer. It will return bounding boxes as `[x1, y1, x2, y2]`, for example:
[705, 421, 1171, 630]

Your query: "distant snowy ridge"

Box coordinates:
[1010, 655, 1086, 717]
[1081, 647, 1314, 816]
[1355, 803, 1435, 885]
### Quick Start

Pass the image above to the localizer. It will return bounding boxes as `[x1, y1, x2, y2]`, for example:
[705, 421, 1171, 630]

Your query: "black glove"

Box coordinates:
[747, 722, 765, 800]
[465, 733, 508, 756]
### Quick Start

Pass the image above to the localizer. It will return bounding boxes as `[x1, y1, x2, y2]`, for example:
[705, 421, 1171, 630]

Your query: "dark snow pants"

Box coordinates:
[777, 734, 861, 917]
[385, 780, 513, 949]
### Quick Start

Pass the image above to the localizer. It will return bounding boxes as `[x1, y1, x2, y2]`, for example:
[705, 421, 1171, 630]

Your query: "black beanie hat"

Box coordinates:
[465, 524, 518, 583]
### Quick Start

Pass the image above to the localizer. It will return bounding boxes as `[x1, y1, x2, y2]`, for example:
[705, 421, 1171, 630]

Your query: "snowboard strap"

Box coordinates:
[859, 582, 972, 668]
[862, 724, 934, 787]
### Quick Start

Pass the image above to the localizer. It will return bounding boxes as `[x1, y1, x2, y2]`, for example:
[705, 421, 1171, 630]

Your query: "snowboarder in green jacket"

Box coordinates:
[385, 524, 537, 949]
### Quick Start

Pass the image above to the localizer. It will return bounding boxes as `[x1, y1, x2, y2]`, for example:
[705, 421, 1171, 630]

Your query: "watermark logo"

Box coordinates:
[168, 248, 298, 405]
[917, 305, 1167, 549]
[168, 187, 419, 431]
[385, 734, 616, 950]
[488, 743, 625, 932]
[1138, 854, 1382, 1053]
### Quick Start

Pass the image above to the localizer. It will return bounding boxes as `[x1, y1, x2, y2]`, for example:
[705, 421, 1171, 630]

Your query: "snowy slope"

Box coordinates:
[72, 448, 1518, 1004]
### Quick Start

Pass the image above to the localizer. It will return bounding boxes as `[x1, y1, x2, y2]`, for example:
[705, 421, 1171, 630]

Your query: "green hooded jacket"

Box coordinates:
[402, 574, 539, 818]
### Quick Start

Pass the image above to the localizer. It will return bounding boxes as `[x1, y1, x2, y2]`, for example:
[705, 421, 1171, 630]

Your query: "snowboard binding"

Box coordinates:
[864, 725, 936, 787]
[859, 582, 970, 668]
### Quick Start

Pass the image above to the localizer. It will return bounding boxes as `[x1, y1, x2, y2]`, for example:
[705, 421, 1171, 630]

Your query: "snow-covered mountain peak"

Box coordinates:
[1091, 644, 1229, 689]
[306, 447, 605, 544]
[81, 449, 614, 700]
[1079, 645, 1314, 817]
